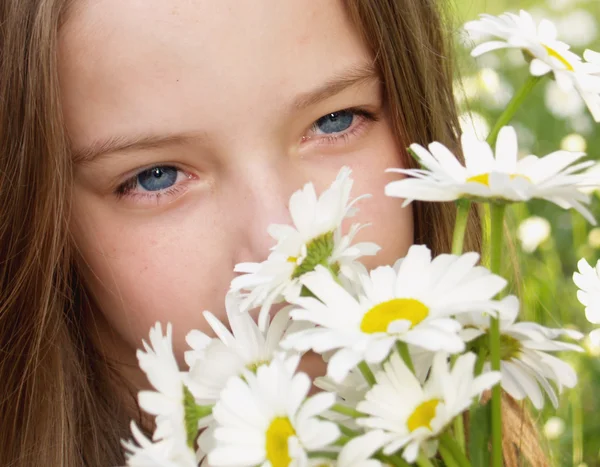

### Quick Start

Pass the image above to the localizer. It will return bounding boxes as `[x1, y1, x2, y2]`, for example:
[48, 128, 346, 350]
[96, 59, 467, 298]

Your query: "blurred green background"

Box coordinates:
[453, 1, 600, 465]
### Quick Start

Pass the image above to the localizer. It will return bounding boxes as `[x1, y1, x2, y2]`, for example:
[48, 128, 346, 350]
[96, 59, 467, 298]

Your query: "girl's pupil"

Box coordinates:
[138, 166, 178, 191]
[316, 110, 353, 134]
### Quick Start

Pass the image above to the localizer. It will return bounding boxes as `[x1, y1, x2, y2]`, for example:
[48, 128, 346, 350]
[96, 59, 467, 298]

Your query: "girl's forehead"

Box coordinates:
[58, 0, 373, 152]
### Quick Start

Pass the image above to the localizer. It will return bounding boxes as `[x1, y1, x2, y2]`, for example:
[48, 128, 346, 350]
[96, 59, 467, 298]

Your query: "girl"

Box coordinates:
[0, 0, 541, 465]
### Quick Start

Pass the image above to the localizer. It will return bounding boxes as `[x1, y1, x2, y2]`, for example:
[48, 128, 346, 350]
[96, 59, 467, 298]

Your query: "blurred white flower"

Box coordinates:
[517, 216, 551, 253]
[281, 245, 506, 383]
[561, 133, 587, 152]
[231, 166, 380, 330]
[588, 228, 600, 248]
[458, 111, 490, 140]
[548, 0, 576, 11]
[123, 323, 197, 467]
[207, 357, 340, 467]
[570, 113, 595, 135]
[455, 72, 512, 110]
[453, 77, 475, 106]
[573, 258, 600, 346]
[386, 126, 597, 223]
[512, 123, 536, 153]
[545, 80, 585, 118]
[543, 416, 566, 440]
[478, 68, 514, 109]
[464, 10, 600, 121]
[184, 294, 292, 404]
[459, 296, 583, 409]
[355, 352, 500, 463]
[583, 333, 600, 356]
[556, 10, 598, 47]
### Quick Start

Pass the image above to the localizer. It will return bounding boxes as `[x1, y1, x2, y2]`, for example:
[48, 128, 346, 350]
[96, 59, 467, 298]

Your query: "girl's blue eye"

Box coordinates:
[137, 166, 178, 191]
[315, 110, 354, 134]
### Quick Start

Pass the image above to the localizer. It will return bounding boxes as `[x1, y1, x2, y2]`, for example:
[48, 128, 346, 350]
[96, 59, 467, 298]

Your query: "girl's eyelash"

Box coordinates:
[114, 167, 190, 201]
[308, 108, 380, 146]
[115, 183, 187, 201]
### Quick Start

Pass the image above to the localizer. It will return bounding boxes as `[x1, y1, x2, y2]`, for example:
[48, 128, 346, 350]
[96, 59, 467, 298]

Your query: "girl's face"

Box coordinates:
[60, 0, 413, 381]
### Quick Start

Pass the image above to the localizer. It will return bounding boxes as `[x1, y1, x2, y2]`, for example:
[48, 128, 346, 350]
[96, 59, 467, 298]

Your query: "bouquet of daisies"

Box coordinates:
[122, 10, 600, 467]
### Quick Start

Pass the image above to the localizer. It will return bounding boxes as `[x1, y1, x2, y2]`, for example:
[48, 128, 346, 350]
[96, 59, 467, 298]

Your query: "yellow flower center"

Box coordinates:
[265, 417, 296, 467]
[407, 399, 440, 432]
[543, 45, 574, 71]
[466, 173, 531, 187]
[360, 298, 429, 334]
[246, 360, 270, 373]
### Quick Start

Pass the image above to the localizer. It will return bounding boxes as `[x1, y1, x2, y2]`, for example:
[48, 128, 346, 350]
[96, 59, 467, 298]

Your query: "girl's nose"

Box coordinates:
[226, 159, 301, 265]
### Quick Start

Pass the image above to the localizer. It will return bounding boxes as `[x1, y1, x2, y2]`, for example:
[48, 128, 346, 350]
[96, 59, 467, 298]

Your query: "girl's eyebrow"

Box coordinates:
[291, 62, 378, 111]
[71, 62, 379, 164]
[71, 132, 204, 165]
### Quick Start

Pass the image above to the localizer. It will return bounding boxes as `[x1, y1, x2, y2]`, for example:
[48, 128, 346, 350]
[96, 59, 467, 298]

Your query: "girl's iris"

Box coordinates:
[138, 166, 178, 191]
[315, 110, 354, 134]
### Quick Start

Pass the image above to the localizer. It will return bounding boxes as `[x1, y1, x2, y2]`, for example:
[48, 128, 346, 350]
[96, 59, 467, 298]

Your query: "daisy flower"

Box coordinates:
[207, 356, 340, 467]
[573, 257, 600, 346]
[184, 293, 292, 404]
[459, 295, 583, 409]
[385, 126, 597, 223]
[122, 421, 197, 467]
[464, 11, 600, 121]
[281, 244, 507, 383]
[355, 352, 500, 463]
[583, 49, 600, 118]
[231, 166, 380, 330]
[123, 323, 197, 466]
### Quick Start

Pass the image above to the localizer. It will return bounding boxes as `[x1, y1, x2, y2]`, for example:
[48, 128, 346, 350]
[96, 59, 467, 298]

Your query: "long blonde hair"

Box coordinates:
[0, 0, 540, 465]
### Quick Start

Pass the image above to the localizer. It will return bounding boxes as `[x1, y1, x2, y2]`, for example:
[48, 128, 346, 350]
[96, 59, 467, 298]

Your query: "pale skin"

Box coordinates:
[59, 0, 414, 390]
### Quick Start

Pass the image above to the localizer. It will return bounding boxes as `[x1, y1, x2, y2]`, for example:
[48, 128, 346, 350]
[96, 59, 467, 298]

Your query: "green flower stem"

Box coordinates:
[331, 403, 364, 419]
[474, 345, 488, 376]
[395, 341, 415, 374]
[439, 433, 472, 467]
[416, 454, 436, 467]
[375, 453, 411, 467]
[450, 199, 471, 455]
[358, 361, 377, 386]
[489, 203, 506, 467]
[183, 387, 213, 448]
[438, 444, 461, 467]
[333, 435, 351, 447]
[452, 414, 467, 458]
[308, 451, 338, 460]
[338, 423, 361, 438]
[486, 75, 542, 147]
[452, 199, 472, 255]
[571, 385, 584, 466]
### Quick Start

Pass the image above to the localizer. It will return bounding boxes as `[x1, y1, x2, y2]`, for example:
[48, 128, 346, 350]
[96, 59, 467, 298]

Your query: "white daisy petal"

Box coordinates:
[574, 258, 600, 339]
[231, 167, 379, 314]
[358, 352, 499, 463]
[387, 124, 598, 215]
[208, 357, 338, 467]
[284, 245, 505, 381]
[459, 296, 581, 409]
[464, 12, 600, 122]
[124, 324, 196, 466]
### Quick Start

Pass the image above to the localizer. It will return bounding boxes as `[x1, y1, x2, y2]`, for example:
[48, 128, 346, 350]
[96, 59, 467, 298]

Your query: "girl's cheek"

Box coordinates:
[71, 198, 238, 359]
